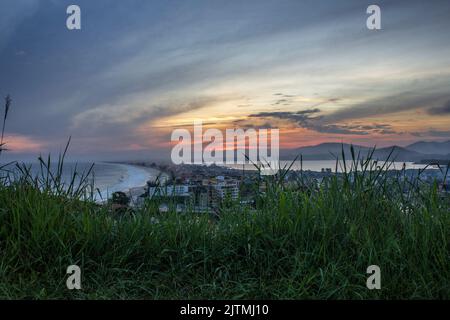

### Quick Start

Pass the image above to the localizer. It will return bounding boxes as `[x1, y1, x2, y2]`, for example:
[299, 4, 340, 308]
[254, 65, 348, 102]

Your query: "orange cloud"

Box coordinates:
[1, 134, 44, 153]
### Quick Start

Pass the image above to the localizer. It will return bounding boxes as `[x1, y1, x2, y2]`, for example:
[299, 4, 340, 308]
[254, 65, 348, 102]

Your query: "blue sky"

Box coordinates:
[1, 0, 450, 160]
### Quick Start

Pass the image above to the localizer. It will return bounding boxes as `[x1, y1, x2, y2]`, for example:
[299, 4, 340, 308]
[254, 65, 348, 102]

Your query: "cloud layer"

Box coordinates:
[1, 0, 450, 157]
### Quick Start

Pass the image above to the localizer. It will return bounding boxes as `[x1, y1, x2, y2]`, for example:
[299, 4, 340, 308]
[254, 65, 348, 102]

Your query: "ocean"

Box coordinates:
[0, 162, 163, 201]
[87, 163, 163, 200]
[225, 160, 431, 172]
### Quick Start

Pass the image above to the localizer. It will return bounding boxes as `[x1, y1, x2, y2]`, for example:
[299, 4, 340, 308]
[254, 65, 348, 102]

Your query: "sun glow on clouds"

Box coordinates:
[4, 1, 450, 156]
[2, 134, 44, 153]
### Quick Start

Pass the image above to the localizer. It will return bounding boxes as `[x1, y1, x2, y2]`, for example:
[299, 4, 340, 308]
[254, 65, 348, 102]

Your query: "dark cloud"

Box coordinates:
[411, 130, 450, 138]
[249, 110, 397, 135]
[324, 89, 450, 123]
[309, 97, 341, 109]
[272, 99, 290, 106]
[427, 100, 450, 115]
[250, 109, 321, 128]
[271, 93, 298, 106]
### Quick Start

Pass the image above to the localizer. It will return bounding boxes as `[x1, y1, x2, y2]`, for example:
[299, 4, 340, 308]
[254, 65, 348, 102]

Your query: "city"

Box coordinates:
[118, 161, 450, 215]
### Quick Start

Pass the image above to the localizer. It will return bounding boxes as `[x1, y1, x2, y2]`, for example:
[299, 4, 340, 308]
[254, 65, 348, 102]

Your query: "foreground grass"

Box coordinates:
[0, 158, 448, 299]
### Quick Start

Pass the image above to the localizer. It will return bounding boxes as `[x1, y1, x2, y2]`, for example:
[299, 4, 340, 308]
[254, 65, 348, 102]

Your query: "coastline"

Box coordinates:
[98, 161, 170, 202]
[95, 162, 170, 202]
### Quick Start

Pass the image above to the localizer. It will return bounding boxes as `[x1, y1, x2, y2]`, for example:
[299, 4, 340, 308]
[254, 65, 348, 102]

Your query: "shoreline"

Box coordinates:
[95, 162, 170, 203]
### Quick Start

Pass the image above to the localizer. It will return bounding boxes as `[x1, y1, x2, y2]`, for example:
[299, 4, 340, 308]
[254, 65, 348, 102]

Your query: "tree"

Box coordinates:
[112, 191, 130, 206]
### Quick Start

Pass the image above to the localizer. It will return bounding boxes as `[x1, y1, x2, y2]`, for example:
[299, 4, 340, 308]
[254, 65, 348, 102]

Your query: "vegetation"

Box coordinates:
[0, 96, 448, 299]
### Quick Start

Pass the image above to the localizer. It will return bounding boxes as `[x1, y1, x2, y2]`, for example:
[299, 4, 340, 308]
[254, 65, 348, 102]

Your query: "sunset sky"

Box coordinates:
[1, 0, 450, 160]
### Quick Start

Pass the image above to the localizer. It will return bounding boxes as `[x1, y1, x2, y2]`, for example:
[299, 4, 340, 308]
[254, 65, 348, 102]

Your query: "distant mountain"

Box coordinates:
[372, 146, 425, 162]
[290, 143, 370, 155]
[281, 143, 367, 160]
[281, 142, 450, 162]
[405, 140, 450, 155]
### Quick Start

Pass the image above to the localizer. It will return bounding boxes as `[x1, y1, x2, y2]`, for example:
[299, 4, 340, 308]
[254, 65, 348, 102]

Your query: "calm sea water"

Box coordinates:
[225, 160, 430, 172]
[1, 162, 162, 201]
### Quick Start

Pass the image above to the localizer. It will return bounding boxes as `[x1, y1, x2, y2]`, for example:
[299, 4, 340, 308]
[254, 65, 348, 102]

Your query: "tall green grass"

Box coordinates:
[0, 96, 448, 299]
